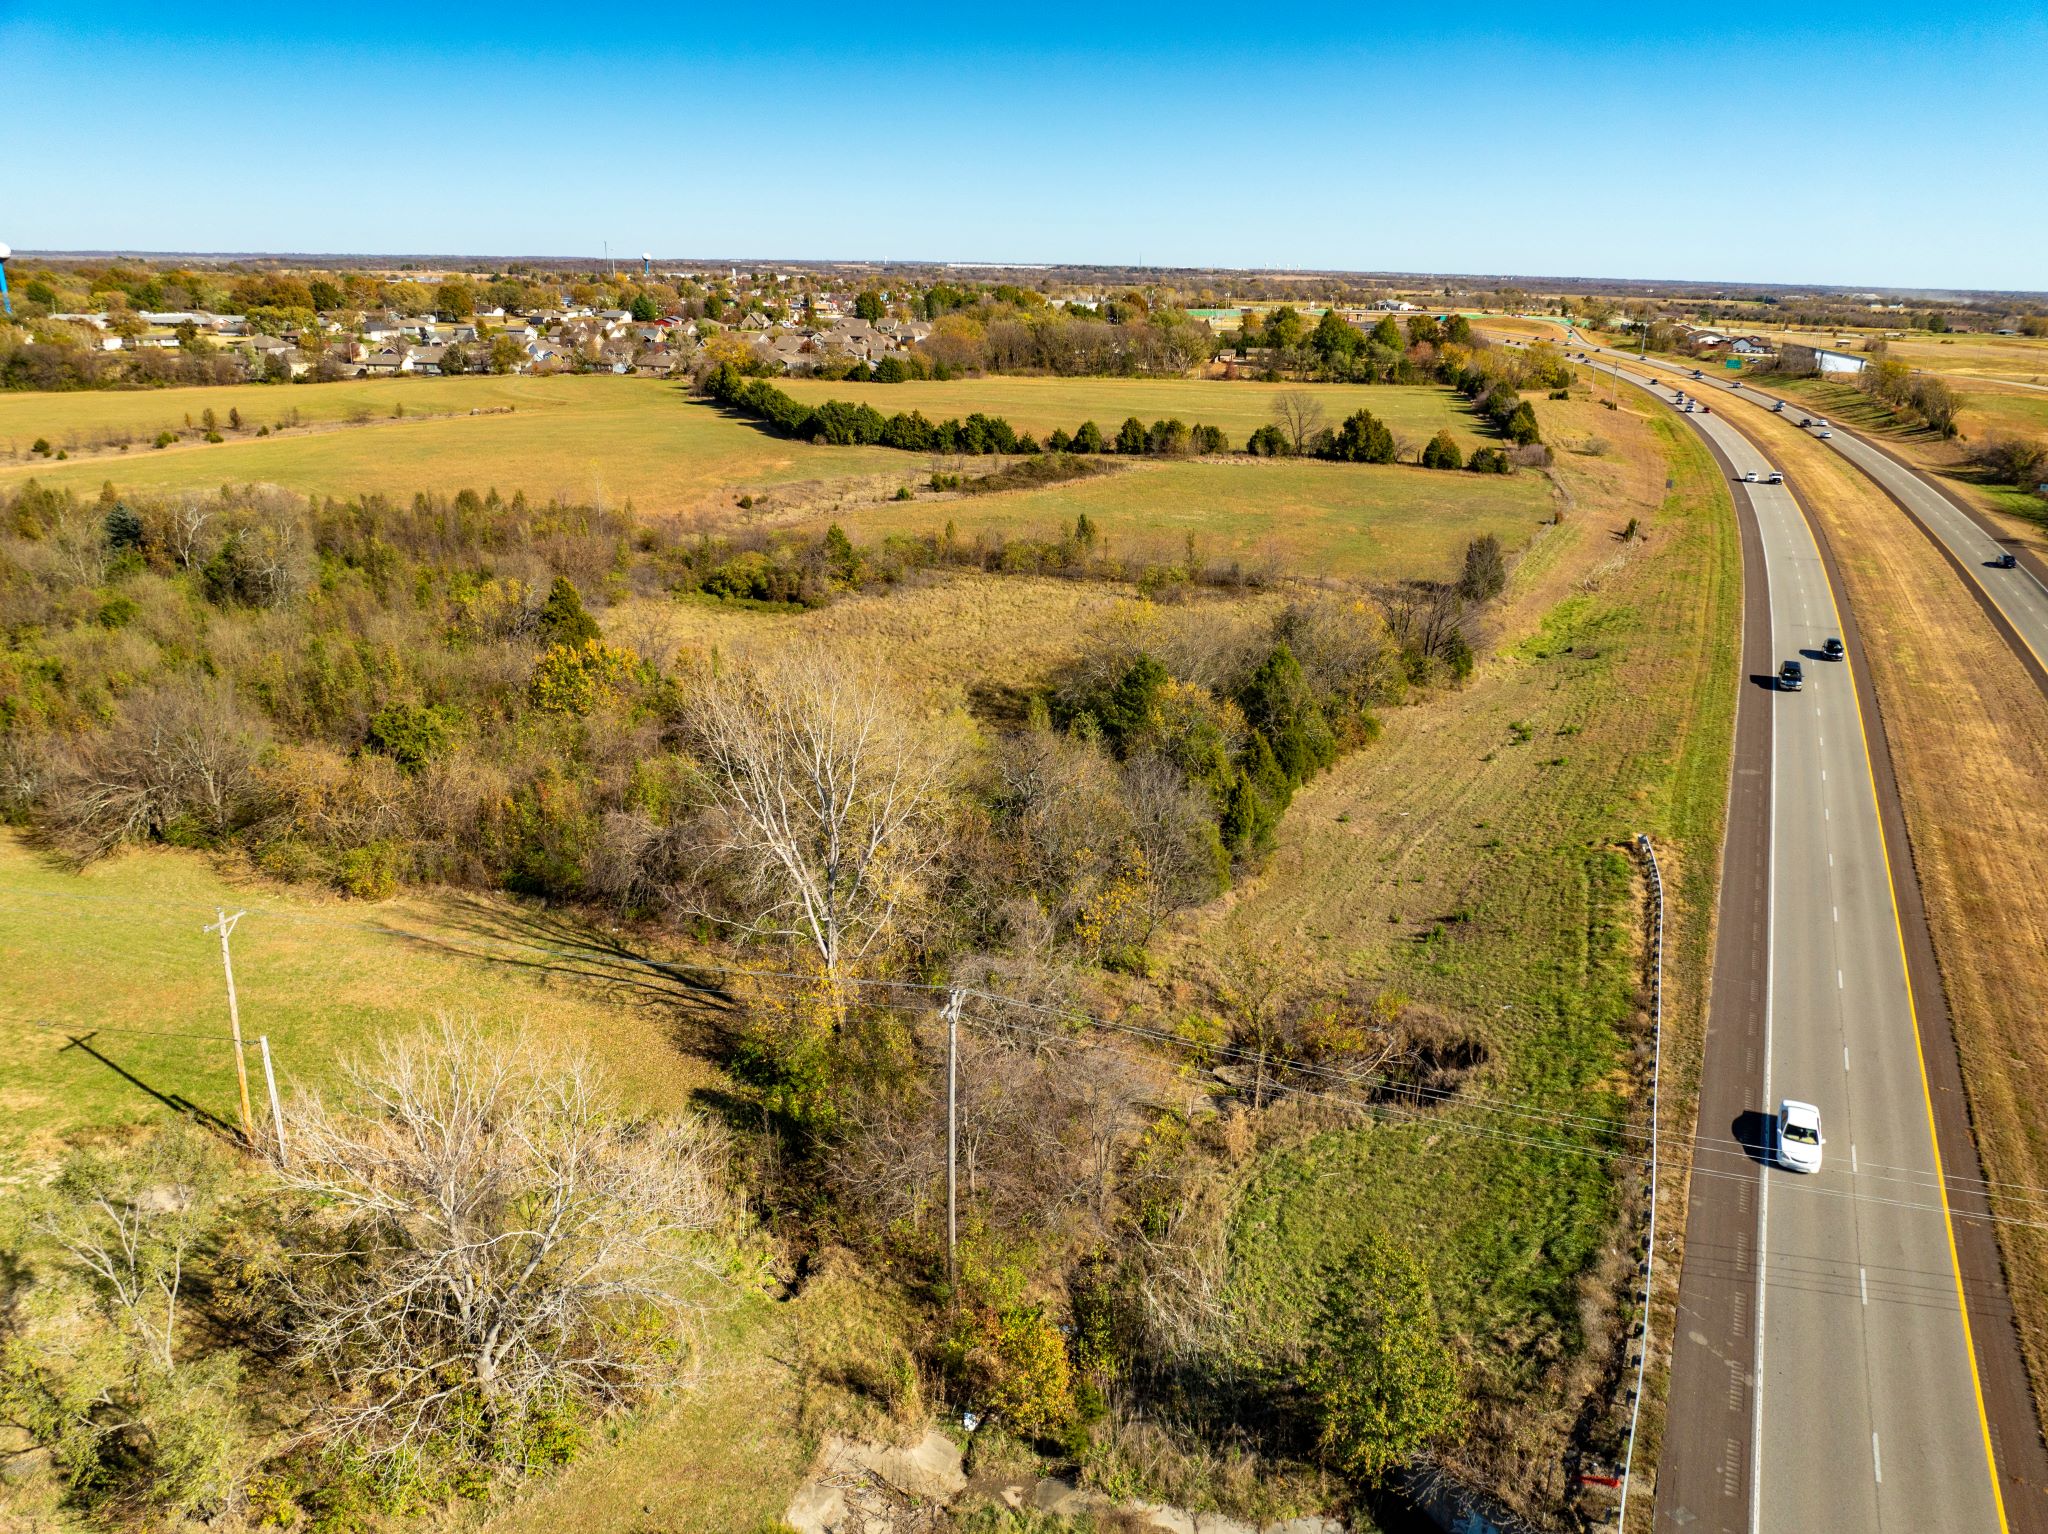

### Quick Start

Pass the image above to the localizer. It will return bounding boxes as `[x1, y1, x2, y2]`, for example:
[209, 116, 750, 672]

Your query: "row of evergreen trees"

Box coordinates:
[707, 363, 1237, 460]
[1446, 364, 1542, 446]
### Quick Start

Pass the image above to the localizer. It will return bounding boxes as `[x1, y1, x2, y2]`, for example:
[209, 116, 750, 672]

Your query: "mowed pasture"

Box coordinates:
[0, 374, 907, 517]
[775, 377, 1493, 450]
[815, 455, 1556, 584]
[0, 833, 727, 1162]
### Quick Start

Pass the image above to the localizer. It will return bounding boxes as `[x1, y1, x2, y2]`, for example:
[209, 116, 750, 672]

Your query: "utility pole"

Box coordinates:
[943, 988, 963, 1295]
[258, 1034, 287, 1165]
[205, 908, 256, 1145]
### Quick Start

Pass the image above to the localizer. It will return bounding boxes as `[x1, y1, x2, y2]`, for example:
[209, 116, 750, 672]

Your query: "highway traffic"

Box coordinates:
[1577, 332, 2048, 686]
[1585, 360, 2009, 1531]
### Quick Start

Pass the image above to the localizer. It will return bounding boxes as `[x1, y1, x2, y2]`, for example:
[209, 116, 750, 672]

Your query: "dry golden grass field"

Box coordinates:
[0, 374, 908, 517]
[1747, 326, 2048, 388]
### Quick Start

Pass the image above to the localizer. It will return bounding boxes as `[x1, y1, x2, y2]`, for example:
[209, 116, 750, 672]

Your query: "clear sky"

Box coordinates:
[6, 1, 2044, 292]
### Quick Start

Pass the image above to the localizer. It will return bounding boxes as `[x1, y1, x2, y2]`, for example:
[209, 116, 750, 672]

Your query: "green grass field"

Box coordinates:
[817, 456, 1556, 584]
[0, 833, 729, 1165]
[1186, 408, 1739, 1506]
[0, 374, 907, 518]
[776, 377, 1490, 450]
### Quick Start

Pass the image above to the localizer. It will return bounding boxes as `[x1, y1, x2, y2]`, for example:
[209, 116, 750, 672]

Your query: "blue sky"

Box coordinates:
[5, 1, 2044, 291]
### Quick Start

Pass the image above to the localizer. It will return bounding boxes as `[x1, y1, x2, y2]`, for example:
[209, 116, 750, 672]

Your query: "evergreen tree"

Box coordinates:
[536, 576, 601, 649]
[1420, 429, 1464, 470]
[104, 501, 145, 552]
[1319, 409, 1397, 464]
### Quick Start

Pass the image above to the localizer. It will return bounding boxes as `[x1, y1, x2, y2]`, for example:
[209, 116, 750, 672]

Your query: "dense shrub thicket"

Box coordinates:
[0, 480, 1488, 911]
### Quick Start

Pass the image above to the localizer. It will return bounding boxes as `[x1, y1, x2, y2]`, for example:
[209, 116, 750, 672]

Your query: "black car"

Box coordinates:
[1995, 551, 2019, 569]
[1779, 660, 1805, 691]
[1823, 637, 1845, 660]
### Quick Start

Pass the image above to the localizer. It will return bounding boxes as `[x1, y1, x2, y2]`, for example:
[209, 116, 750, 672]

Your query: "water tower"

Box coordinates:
[0, 242, 13, 317]
[642, 252, 652, 279]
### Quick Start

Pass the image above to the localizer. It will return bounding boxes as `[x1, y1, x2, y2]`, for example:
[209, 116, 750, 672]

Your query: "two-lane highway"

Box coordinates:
[1589, 363, 2006, 1531]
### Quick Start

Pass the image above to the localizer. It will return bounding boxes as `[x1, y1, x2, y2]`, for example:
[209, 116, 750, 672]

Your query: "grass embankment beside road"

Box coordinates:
[1712, 385, 2048, 1425]
[1751, 373, 2048, 529]
[1155, 399, 1739, 1516]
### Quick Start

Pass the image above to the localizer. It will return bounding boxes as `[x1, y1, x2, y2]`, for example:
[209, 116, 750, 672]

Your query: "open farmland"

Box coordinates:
[0, 374, 907, 516]
[1748, 326, 2048, 387]
[811, 454, 1555, 583]
[775, 377, 1492, 450]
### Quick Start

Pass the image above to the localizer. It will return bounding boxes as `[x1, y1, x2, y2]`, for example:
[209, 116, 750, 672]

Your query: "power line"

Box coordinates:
[12, 883, 2048, 1221]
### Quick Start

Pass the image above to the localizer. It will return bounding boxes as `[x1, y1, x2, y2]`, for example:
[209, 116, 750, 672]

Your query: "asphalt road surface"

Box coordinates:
[1577, 332, 2048, 686]
[1587, 363, 2008, 1531]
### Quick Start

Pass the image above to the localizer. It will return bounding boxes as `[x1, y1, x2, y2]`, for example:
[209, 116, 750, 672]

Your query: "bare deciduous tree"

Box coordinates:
[685, 645, 956, 981]
[50, 679, 268, 857]
[277, 1020, 727, 1460]
[1273, 391, 1326, 455]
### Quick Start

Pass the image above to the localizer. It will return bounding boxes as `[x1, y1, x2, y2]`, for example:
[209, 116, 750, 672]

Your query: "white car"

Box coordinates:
[1777, 1099, 1825, 1173]
[1819, 430, 1835, 439]
[1743, 471, 1759, 483]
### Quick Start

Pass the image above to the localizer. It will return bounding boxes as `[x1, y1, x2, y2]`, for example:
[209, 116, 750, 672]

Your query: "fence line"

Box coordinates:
[1617, 832, 1665, 1530]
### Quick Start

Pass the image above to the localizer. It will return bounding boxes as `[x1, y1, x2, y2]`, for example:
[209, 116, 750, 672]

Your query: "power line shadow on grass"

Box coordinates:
[373, 895, 737, 1050]
[59, 1032, 238, 1137]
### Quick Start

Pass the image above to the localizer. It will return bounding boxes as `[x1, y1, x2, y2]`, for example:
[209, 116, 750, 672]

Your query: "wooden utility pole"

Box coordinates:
[205, 908, 256, 1145]
[943, 988, 963, 1294]
[258, 1034, 287, 1165]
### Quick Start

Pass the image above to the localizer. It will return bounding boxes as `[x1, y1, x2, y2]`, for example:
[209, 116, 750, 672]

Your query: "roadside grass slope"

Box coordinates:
[1163, 404, 1736, 1509]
